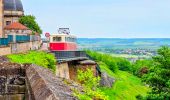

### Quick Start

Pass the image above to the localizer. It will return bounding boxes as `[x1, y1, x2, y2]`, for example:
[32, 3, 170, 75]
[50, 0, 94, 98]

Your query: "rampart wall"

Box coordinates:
[0, 41, 41, 56]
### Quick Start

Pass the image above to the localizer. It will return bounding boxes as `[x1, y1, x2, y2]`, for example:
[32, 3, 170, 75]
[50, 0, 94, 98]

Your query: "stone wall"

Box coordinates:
[0, 62, 27, 100]
[26, 64, 79, 100]
[0, 46, 11, 55]
[30, 41, 41, 50]
[56, 60, 97, 81]
[69, 64, 97, 81]
[10, 41, 41, 54]
[11, 42, 30, 53]
[56, 62, 70, 79]
[0, 56, 81, 100]
[0, 41, 41, 56]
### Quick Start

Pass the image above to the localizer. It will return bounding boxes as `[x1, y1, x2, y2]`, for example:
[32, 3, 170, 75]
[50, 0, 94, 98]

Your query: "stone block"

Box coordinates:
[7, 85, 25, 94]
[0, 94, 25, 100]
[100, 72, 115, 87]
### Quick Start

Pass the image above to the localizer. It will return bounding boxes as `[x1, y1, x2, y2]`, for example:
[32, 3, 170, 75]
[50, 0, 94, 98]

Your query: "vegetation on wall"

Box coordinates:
[19, 15, 42, 34]
[7, 51, 56, 72]
[74, 69, 108, 100]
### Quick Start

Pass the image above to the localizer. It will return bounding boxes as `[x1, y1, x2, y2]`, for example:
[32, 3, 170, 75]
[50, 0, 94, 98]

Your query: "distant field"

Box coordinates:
[111, 54, 150, 59]
[98, 52, 151, 59]
[110, 54, 149, 58]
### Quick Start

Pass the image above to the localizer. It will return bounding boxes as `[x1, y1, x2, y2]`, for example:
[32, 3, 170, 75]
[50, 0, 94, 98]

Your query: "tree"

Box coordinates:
[132, 59, 153, 77]
[143, 46, 170, 99]
[19, 15, 42, 34]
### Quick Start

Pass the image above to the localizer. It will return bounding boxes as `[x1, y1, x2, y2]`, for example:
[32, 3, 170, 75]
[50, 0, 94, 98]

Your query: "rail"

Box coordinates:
[51, 51, 87, 60]
[7, 35, 40, 43]
[0, 38, 8, 46]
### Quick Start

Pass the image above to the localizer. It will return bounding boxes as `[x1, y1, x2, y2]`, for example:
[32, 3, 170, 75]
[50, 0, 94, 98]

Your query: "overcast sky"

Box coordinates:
[22, 0, 170, 38]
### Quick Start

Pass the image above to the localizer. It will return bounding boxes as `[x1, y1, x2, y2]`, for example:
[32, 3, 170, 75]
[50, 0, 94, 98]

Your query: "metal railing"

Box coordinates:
[0, 38, 9, 46]
[8, 35, 13, 43]
[16, 35, 30, 42]
[7, 35, 40, 43]
[52, 51, 87, 60]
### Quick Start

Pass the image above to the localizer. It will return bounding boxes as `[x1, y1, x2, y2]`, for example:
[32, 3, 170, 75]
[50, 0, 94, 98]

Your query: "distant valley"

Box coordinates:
[77, 38, 170, 61]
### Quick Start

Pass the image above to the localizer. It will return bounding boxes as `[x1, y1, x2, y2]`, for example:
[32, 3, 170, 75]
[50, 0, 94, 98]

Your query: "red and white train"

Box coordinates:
[49, 28, 77, 51]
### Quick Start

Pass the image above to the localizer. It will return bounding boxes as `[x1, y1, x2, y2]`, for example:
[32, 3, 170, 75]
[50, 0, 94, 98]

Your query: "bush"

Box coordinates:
[132, 59, 153, 77]
[74, 68, 108, 100]
[8, 51, 56, 72]
[116, 58, 132, 71]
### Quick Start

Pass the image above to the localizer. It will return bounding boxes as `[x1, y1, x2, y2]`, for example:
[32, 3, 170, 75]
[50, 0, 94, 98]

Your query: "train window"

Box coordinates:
[53, 37, 62, 42]
[65, 37, 69, 42]
[65, 37, 76, 42]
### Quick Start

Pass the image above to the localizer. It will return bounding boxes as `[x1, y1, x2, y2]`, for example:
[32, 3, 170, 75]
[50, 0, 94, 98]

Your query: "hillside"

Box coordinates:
[86, 51, 150, 100]
[99, 62, 149, 100]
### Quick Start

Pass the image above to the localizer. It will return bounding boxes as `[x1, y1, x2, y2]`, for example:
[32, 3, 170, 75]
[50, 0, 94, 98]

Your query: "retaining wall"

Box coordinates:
[0, 58, 80, 100]
[56, 62, 70, 79]
[69, 64, 97, 81]
[0, 41, 41, 56]
[0, 63, 27, 100]
[56, 60, 97, 81]
[0, 46, 11, 55]
[11, 42, 30, 53]
[26, 64, 78, 100]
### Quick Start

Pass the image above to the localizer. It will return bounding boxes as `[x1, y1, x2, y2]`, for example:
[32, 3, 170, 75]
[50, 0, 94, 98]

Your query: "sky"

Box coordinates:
[22, 0, 170, 38]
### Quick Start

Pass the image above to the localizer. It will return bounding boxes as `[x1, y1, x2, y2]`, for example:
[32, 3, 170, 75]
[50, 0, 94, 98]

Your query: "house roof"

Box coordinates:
[4, 22, 29, 30]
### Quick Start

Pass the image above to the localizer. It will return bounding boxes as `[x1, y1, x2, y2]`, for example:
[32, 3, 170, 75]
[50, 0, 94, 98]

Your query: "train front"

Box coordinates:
[49, 28, 77, 51]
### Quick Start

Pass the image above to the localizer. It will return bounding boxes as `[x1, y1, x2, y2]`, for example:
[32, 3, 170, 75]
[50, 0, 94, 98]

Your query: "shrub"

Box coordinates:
[74, 68, 108, 100]
[132, 59, 153, 77]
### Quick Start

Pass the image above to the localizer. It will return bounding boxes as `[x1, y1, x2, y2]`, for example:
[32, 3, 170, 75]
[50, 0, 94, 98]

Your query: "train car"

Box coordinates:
[49, 28, 77, 51]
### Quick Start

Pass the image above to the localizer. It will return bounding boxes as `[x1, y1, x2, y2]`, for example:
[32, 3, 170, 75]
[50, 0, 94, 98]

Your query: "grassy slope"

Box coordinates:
[7, 51, 56, 72]
[99, 62, 150, 100]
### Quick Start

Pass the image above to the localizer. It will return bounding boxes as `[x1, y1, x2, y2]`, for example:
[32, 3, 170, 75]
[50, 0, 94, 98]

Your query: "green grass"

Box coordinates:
[7, 51, 56, 72]
[99, 62, 150, 100]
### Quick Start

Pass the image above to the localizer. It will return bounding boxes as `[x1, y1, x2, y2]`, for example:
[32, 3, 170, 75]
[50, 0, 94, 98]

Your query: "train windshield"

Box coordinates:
[53, 36, 62, 42]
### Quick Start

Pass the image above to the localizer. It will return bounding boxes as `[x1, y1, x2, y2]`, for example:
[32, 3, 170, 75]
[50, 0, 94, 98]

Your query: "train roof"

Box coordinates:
[50, 34, 77, 38]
